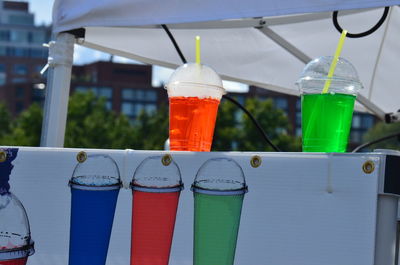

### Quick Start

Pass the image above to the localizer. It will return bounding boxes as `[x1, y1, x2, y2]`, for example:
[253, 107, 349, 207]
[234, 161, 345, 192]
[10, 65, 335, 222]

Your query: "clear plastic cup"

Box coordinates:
[166, 63, 225, 151]
[0, 193, 34, 265]
[191, 158, 247, 265]
[296, 56, 363, 152]
[68, 154, 121, 265]
[130, 156, 183, 265]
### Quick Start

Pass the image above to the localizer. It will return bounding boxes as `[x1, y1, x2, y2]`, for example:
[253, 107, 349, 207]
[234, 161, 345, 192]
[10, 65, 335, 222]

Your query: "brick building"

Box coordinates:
[0, 0, 50, 115]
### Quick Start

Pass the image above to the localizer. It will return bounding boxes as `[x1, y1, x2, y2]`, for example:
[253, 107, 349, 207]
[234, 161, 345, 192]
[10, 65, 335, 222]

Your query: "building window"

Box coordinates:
[145, 104, 157, 114]
[362, 115, 374, 129]
[122, 102, 134, 116]
[296, 112, 301, 126]
[274, 97, 288, 110]
[145, 90, 157, 101]
[16, 87, 24, 99]
[0, 64, 5, 73]
[10, 30, 28, 42]
[296, 98, 301, 110]
[75, 86, 87, 93]
[122, 89, 135, 100]
[350, 131, 362, 143]
[235, 95, 246, 105]
[8, 15, 34, 25]
[15, 48, 29, 57]
[352, 115, 361, 129]
[135, 104, 145, 116]
[12, 78, 27, 83]
[31, 31, 46, 44]
[14, 64, 28, 75]
[15, 101, 24, 114]
[0, 47, 6, 56]
[30, 48, 46, 58]
[0, 73, 6, 86]
[136, 90, 144, 101]
[296, 127, 302, 137]
[97, 87, 112, 99]
[0, 30, 10, 41]
[105, 101, 112, 110]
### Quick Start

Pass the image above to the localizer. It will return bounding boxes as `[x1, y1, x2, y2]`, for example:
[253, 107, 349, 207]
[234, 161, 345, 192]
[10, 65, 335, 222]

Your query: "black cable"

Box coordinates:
[161, 25, 187, 64]
[222, 94, 281, 152]
[352, 131, 400, 152]
[332, 7, 390, 38]
[160, 24, 281, 151]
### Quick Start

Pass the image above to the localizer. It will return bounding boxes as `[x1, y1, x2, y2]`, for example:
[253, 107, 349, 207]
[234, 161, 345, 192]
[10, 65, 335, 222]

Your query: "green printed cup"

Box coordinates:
[297, 56, 363, 152]
[192, 158, 248, 265]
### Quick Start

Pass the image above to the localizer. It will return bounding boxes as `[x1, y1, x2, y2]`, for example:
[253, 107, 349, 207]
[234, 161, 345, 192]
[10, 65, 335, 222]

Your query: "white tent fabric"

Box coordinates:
[52, 0, 399, 33]
[72, 7, 400, 116]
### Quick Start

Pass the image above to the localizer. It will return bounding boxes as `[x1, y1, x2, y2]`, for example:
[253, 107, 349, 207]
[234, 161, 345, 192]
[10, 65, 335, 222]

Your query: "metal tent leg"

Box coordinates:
[40, 33, 75, 147]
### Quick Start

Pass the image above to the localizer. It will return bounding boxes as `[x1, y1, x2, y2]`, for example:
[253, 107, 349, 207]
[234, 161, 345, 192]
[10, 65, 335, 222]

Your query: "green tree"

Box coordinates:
[132, 105, 169, 150]
[0, 103, 43, 146]
[64, 92, 134, 149]
[362, 121, 400, 151]
[238, 98, 301, 152]
[0, 103, 12, 139]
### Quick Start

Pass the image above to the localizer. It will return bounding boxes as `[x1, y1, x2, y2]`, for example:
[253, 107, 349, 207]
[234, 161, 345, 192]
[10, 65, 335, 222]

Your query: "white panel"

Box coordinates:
[5, 147, 382, 265]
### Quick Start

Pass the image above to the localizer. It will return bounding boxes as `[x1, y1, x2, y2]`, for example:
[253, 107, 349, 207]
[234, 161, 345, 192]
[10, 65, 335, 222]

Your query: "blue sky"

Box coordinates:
[27, 0, 246, 90]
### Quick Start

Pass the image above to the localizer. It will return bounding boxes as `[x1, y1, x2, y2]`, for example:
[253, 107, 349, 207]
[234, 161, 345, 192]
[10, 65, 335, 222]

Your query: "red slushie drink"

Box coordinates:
[166, 63, 225, 151]
[130, 156, 183, 265]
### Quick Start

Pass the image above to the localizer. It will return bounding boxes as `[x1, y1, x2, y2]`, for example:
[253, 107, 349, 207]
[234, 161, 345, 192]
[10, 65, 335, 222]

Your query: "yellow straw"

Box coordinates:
[195, 36, 201, 65]
[322, 30, 348, 94]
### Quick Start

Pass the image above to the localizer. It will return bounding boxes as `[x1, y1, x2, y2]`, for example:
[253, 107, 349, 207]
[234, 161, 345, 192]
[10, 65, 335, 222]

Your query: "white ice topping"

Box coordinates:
[166, 63, 225, 100]
[72, 175, 120, 186]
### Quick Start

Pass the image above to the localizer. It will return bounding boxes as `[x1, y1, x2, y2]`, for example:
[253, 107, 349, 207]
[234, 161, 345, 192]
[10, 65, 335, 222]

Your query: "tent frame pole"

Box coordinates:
[40, 33, 75, 147]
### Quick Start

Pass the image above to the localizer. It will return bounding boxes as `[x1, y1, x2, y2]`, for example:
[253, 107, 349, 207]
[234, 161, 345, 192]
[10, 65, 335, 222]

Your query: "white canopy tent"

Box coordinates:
[43, 0, 400, 147]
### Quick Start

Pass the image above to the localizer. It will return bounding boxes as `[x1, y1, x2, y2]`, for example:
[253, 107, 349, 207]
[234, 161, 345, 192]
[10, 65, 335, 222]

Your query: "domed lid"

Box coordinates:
[296, 56, 363, 95]
[131, 156, 183, 193]
[0, 193, 34, 260]
[70, 154, 121, 191]
[166, 63, 225, 99]
[192, 158, 247, 195]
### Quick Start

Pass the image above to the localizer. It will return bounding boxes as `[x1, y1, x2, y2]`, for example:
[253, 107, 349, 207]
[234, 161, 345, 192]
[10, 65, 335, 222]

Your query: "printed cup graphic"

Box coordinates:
[166, 63, 225, 151]
[68, 154, 121, 265]
[296, 56, 363, 152]
[192, 158, 247, 265]
[0, 193, 34, 265]
[130, 156, 183, 265]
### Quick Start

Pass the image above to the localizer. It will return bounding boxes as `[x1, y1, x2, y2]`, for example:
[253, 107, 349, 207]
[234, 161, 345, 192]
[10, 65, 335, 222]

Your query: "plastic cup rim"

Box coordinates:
[0, 239, 34, 260]
[165, 81, 226, 95]
[191, 185, 248, 196]
[130, 183, 184, 193]
[69, 180, 121, 191]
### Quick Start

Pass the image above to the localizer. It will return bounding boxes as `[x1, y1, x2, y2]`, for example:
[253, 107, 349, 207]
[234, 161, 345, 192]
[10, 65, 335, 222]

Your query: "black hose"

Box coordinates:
[161, 25, 187, 64]
[332, 7, 390, 38]
[352, 131, 400, 152]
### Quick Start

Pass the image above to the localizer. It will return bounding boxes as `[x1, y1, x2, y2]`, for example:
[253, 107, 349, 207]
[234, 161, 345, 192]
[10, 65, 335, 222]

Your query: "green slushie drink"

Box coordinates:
[192, 158, 247, 265]
[297, 56, 363, 152]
